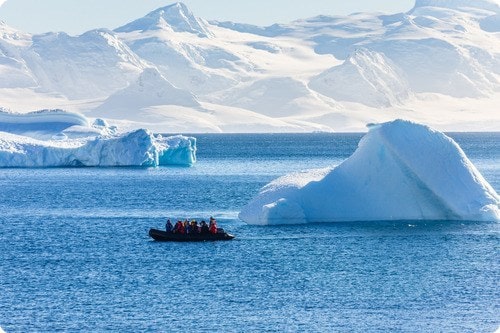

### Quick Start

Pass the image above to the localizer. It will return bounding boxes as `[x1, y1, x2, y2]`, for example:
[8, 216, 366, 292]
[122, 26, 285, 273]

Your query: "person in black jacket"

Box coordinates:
[165, 219, 173, 233]
[200, 220, 209, 234]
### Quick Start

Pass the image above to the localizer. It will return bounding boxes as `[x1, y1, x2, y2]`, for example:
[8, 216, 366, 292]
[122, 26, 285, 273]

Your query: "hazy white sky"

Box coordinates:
[0, 0, 415, 35]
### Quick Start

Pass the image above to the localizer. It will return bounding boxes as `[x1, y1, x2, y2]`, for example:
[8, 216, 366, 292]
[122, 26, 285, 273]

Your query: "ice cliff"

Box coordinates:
[0, 109, 196, 167]
[239, 120, 499, 224]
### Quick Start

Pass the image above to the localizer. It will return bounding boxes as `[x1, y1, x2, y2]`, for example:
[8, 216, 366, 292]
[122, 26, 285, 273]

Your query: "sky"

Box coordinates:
[0, 0, 415, 35]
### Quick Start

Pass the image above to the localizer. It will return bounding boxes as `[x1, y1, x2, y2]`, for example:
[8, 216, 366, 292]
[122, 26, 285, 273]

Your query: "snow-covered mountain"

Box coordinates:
[0, 0, 499, 132]
[115, 2, 213, 38]
[92, 67, 199, 120]
[414, 0, 500, 12]
[0, 21, 36, 88]
[24, 29, 148, 99]
[309, 49, 413, 107]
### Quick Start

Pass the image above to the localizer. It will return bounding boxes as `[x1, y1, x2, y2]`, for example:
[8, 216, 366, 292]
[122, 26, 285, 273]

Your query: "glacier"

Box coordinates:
[0, 109, 196, 167]
[239, 120, 500, 224]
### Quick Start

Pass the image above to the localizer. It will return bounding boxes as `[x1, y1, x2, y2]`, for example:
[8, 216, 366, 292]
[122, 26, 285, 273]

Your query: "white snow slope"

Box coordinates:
[0, 109, 196, 167]
[239, 119, 500, 224]
[1, 0, 500, 132]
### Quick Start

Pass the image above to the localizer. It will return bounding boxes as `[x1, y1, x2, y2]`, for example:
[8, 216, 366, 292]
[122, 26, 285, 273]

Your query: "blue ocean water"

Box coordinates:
[0, 133, 498, 332]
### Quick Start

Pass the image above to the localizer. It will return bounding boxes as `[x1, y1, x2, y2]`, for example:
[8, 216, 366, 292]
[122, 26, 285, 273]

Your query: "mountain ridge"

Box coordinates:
[413, 0, 500, 13]
[0, 1, 499, 132]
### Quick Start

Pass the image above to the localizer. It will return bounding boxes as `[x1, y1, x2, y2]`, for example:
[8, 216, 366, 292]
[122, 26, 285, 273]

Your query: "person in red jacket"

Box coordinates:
[173, 220, 184, 234]
[209, 217, 218, 234]
[178, 221, 185, 234]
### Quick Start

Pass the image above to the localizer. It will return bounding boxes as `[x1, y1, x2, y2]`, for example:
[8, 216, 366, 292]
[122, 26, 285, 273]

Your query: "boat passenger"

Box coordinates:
[173, 220, 183, 234]
[178, 222, 185, 234]
[190, 220, 200, 234]
[209, 217, 218, 234]
[165, 219, 173, 233]
[200, 221, 209, 234]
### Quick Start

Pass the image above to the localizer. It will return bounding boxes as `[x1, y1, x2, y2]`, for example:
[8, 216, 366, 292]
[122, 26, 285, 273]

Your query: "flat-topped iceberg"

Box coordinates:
[239, 120, 499, 224]
[0, 109, 196, 167]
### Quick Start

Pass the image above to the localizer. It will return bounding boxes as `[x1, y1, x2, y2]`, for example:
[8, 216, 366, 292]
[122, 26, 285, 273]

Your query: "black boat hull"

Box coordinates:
[149, 228, 235, 242]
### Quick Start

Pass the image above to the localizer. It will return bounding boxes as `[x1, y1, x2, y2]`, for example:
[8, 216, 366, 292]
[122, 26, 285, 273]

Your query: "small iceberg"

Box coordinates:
[239, 119, 499, 224]
[0, 109, 196, 167]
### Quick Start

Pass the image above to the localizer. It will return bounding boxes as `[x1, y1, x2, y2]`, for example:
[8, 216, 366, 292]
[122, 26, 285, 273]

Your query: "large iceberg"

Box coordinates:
[239, 120, 499, 224]
[0, 109, 196, 167]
